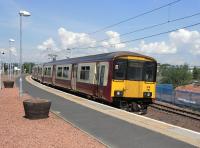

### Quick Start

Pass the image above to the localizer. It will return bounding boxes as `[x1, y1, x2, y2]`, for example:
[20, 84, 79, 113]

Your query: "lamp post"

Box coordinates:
[19, 10, 31, 97]
[9, 39, 15, 80]
[0, 51, 5, 89]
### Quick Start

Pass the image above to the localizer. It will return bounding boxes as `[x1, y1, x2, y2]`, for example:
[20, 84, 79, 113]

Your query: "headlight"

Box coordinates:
[114, 91, 123, 97]
[143, 92, 152, 98]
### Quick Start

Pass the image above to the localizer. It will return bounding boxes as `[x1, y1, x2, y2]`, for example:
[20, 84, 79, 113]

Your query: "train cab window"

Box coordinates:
[57, 67, 63, 77]
[127, 61, 143, 81]
[63, 67, 69, 78]
[114, 60, 127, 80]
[143, 62, 156, 82]
[80, 66, 90, 80]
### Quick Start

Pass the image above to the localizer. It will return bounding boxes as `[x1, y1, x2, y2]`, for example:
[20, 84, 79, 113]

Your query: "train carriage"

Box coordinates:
[32, 64, 43, 82]
[32, 51, 157, 111]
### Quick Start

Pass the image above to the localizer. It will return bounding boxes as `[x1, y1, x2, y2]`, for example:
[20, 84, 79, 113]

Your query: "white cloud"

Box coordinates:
[0, 48, 5, 53]
[35, 28, 200, 65]
[36, 28, 126, 60]
[131, 40, 176, 54]
[130, 29, 200, 56]
[58, 27, 96, 49]
[128, 29, 200, 65]
[0, 47, 17, 56]
[102, 31, 126, 49]
[37, 38, 58, 51]
[169, 29, 200, 55]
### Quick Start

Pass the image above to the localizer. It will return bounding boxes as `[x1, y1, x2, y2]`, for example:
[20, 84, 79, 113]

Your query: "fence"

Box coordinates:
[156, 84, 200, 111]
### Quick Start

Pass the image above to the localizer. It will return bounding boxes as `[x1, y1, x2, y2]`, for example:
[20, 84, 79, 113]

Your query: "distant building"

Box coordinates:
[189, 66, 200, 73]
[176, 82, 200, 93]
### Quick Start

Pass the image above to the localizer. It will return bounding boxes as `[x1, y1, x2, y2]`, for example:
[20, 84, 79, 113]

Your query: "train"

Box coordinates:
[32, 51, 157, 112]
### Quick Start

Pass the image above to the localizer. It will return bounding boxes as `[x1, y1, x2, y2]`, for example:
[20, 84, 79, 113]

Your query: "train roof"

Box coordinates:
[43, 51, 156, 66]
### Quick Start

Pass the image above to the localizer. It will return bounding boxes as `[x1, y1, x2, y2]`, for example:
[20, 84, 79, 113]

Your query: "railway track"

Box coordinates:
[149, 101, 200, 121]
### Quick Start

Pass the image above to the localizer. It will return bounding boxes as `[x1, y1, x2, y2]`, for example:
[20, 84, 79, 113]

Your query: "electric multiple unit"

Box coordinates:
[32, 51, 157, 111]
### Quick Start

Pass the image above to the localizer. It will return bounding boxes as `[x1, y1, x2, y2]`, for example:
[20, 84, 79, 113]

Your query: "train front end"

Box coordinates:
[111, 55, 157, 111]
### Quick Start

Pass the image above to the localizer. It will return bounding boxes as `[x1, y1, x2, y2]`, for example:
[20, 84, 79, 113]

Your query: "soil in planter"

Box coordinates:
[3, 81, 14, 88]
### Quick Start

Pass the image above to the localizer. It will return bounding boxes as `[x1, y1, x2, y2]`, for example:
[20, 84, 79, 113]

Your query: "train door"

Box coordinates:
[124, 61, 142, 98]
[52, 65, 56, 85]
[97, 63, 106, 98]
[71, 64, 78, 90]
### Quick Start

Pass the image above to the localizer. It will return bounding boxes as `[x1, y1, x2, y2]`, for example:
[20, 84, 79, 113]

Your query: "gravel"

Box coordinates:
[0, 88, 106, 148]
[145, 107, 200, 132]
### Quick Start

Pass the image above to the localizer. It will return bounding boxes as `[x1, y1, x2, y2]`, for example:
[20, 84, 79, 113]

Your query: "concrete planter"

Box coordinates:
[3, 81, 14, 88]
[23, 99, 51, 119]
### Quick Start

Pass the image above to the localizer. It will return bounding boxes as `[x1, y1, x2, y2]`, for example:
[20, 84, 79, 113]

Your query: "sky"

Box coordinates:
[0, 0, 200, 65]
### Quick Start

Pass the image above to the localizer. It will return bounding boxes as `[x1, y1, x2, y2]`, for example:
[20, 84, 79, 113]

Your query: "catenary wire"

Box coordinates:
[75, 22, 200, 50]
[88, 0, 182, 35]
[94, 12, 200, 43]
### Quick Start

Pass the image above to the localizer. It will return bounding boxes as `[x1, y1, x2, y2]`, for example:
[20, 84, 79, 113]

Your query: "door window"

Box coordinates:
[99, 65, 105, 86]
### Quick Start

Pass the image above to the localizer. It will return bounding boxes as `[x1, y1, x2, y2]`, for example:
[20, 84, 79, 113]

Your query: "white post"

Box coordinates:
[19, 10, 31, 98]
[9, 39, 15, 80]
[0, 54, 2, 89]
[9, 46, 11, 80]
[19, 14, 23, 97]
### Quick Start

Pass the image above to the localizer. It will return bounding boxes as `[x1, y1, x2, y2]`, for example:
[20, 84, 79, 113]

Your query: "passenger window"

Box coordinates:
[44, 67, 47, 75]
[63, 67, 69, 78]
[48, 67, 51, 76]
[80, 66, 90, 80]
[57, 67, 62, 77]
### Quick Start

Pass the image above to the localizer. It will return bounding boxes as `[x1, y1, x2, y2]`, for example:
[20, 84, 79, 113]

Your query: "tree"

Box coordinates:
[160, 64, 192, 88]
[193, 66, 200, 80]
[23, 62, 35, 74]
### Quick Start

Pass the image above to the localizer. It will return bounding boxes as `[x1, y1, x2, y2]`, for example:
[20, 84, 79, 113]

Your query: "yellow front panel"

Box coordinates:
[111, 80, 125, 96]
[111, 80, 156, 98]
[124, 81, 141, 98]
[141, 82, 156, 98]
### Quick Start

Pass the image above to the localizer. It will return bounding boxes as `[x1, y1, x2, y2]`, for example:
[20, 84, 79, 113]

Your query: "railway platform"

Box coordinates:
[15, 75, 200, 148]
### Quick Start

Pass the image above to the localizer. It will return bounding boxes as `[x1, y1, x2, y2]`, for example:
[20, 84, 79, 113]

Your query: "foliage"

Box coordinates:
[193, 66, 200, 80]
[159, 64, 192, 88]
[23, 62, 35, 74]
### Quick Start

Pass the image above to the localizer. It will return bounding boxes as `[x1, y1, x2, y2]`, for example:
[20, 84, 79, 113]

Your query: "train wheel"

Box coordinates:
[131, 102, 140, 112]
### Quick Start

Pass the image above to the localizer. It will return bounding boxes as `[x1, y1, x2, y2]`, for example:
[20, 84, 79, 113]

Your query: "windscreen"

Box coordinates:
[113, 59, 156, 82]
[113, 60, 127, 80]
[143, 62, 156, 82]
[127, 61, 143, 81]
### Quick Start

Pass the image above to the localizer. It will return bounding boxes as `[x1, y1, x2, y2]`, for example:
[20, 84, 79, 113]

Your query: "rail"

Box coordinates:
[149, 101, 200, 121]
